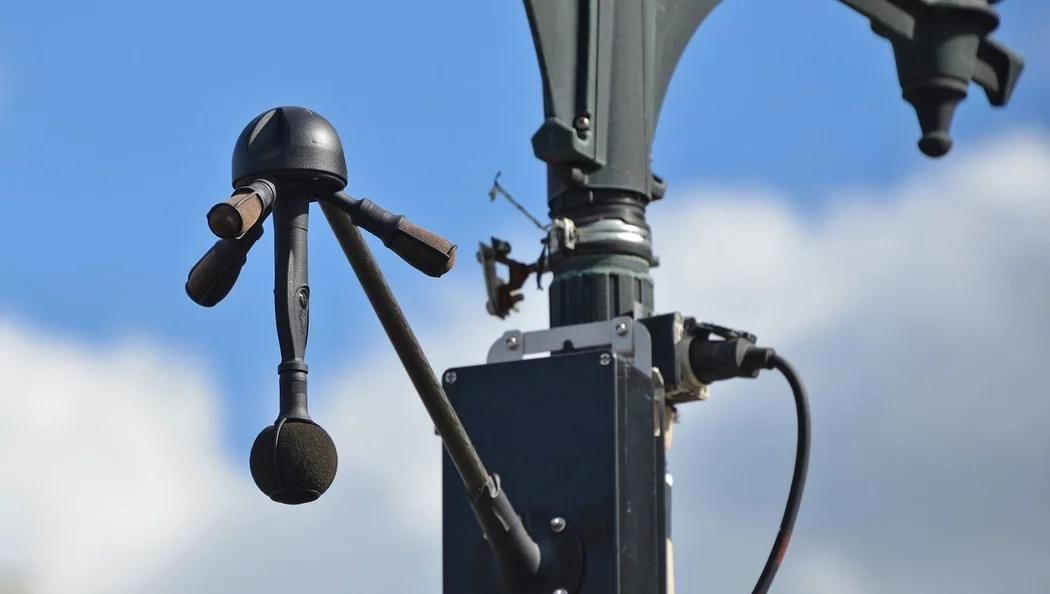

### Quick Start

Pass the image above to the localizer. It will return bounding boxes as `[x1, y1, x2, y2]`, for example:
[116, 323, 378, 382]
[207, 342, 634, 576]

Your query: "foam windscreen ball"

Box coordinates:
[250, 420, 338, 505]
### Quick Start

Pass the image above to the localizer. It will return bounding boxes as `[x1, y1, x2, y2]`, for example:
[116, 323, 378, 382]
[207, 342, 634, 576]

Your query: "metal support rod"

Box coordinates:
[319, 201, 490, 494]
[274, 193, 311, 421]
[322, 202, 544, 592]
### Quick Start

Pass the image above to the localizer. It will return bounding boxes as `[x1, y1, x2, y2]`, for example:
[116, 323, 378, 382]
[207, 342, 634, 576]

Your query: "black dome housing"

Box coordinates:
[232, 106, 348, 192]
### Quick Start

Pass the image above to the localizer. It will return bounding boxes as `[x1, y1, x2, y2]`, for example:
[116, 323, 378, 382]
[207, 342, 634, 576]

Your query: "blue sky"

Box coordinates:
[0, 2, 1047, 593]
[0, 1, 1044, 451]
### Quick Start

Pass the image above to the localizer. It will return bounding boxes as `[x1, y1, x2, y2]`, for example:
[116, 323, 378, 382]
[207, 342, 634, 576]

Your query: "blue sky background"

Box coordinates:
[0, 0, 1044, 452]
[0, 2, 1046, 592]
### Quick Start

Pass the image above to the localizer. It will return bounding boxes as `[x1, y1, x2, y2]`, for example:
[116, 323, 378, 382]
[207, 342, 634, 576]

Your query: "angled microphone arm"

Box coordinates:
[319, 198, 545, 593]
[320, 191, 457, 278]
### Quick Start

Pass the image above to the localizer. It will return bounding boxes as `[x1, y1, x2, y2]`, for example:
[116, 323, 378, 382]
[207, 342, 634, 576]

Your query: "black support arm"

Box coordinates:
[320, 201, 544, 593]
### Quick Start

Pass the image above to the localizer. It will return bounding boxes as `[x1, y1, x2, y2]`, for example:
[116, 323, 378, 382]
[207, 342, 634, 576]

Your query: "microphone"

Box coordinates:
[250, 419, 338, 505]
[249, 361, 338, 505]
[186, 106, 457, 507]
[247, 185, 340, 505]
[323, 191, 457, 278]
[185, 223, 265, 307]
[207, 179, 276, 239]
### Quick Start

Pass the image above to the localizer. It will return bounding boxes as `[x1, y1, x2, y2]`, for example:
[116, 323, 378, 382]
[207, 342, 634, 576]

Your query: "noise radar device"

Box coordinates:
[187, 107, 590, 593]
[189, 108, 571, 590]
[182, 0, 1026, 590]
[186, 106, 458, 504]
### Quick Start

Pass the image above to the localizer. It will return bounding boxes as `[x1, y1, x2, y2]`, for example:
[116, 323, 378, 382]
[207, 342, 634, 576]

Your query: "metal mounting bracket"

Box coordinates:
[487, 316, 652, 375]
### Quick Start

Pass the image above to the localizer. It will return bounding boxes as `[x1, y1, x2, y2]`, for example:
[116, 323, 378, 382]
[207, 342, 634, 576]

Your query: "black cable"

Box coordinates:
[752, 354, 810, 594]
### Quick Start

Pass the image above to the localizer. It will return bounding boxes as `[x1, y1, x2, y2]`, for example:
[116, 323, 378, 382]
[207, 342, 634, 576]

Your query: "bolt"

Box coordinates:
[505, 335, 519, 349]
[599, 353, 612, 366]
[550, 517, 566, 533]
[614, 322, 628, 336]
[573, 114, 591, 132]
[444, 371, 457, 385]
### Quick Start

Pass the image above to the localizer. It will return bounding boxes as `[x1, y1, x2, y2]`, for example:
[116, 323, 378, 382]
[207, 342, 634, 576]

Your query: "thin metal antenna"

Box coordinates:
[488, 171, 549, 232]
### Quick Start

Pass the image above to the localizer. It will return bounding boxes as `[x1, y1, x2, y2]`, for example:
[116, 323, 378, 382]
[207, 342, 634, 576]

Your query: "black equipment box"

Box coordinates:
[442, 350, 666, 594]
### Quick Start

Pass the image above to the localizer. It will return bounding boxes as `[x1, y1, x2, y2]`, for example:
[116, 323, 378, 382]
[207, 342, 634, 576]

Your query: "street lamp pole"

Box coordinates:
[458, 1, 1023, 593]
[517, 0, 1023, 329]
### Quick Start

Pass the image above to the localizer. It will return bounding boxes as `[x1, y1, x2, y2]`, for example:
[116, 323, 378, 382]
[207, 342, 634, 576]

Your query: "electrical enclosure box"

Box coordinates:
[442, 350, 666, 594]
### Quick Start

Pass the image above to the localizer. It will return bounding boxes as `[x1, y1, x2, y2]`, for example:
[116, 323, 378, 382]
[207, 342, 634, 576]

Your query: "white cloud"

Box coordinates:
[0, 326, 237, 594]
[794, 548, 872, 594]
[654, 129, 1050, 593]
[0, 130, 1047, 593]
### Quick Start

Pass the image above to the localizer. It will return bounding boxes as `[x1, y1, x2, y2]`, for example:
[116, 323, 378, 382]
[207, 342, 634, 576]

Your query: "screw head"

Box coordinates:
[554, 589, 569, 594]
[505, 335, 519, 349]
[550, 517, 566, 533]
[573, 114, 591, 132]
[443, 371, 457, 385]
[614, 322, 628, 336]
[599, 353, 612, 366]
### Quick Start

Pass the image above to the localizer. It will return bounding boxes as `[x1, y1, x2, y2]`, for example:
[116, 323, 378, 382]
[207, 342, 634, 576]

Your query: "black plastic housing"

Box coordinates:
[232, 106, 348, 192]
[442, 351, 666, 594]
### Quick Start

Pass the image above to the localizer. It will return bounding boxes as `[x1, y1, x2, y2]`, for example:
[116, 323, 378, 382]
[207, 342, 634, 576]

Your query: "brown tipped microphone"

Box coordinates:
[185, 222, 265, 307]
[207, 180, 276, 239]
[322, 191, 456, 278]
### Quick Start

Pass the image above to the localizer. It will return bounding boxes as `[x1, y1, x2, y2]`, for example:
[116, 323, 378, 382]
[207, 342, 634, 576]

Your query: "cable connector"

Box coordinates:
[683, 320, 776, 384]
[674, 318, 810, 593]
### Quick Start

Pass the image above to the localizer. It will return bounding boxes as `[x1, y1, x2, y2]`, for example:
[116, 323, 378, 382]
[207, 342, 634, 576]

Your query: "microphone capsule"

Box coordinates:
[207, 180, 277, 239]
[249, 419, 338, 505]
